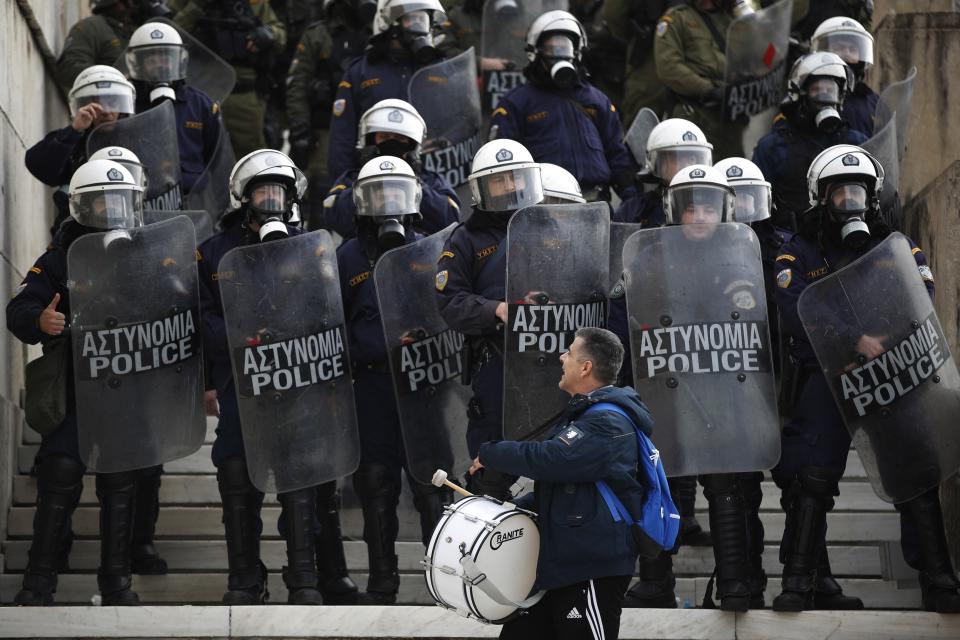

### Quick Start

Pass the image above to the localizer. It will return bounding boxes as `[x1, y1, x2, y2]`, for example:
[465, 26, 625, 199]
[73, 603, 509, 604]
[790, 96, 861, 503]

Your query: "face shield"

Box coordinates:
[814, 33, 873, 68]
[730, 184, 772, 223]
[126, 45, 189, 84]
[248, 182, 290, 214]
[471, 166, 544, 212]
[826, 181, 870, 247]
[538, 34, 578, 89]
[354, 176, 421, 217]
[651, 147, 712, 184]
[69, 85, 136, 118]
[668, 184, 732, 225]
[398, 10, 438, 63]
[805, 77, 843, 133]
[70, 189, 144, 230]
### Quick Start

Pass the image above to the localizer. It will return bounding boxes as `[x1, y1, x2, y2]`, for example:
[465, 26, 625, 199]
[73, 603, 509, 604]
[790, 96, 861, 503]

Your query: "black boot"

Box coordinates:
[772, 467, 836, 612]
[353, 464, 401, 605]
[131, 466, 168, 575]
[315, 482, 359, 605]
[740, 472, 767, 608]
[623, 552, 677, 608]
[671, 476, 711, 546]
[14, 455, 84, 606]
[702, 475, 751, 612]
[96, 471, 141, 606]
[897, 489, 960, 613]
[411, 480, 451, 548]
[218, 458, 268, 605]
[278, 488, 323, 604]
[814, 546, 863, 610]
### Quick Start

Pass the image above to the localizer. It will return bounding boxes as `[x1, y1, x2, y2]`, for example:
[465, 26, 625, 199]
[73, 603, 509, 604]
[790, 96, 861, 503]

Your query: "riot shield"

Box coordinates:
[480, 0, 568, 112]
[184, 125, 235, 222]
[218, 230, 360, 494]
[68, 216, 205, 472]
[144, 209, 214, 243]
[115, 17, 236, 104]
[409, 48, 483, 197]
[861, 117, 899, 223]
[88, 101, 183, 211]
[623, 223, 780, 477]
[874, 66, 916, 161]
[503, 203, 609, 441]
[797, 233, 960, 503]
[623, 108, 660, 168]
[609, 222, 642, 294]
[722, 0, 793, 122]
[374, 225, 472, 484]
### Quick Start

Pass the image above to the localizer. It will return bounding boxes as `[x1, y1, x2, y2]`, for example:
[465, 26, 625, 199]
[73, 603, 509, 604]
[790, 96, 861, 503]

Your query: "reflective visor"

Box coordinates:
[473, 167, 543, 212]
[828, 182, 868, 212]
[652, 147, 712, 183]
[539, 34, 575, 59]
[807, 77, 841, 103]
[70, 90, 135, 117]
[248, 183, 288, 214]
[353, 176, 421, 217]
[730, 184, 771, 223]
[126, 45, 189, 83]
[669, 185, 730, 224]
[813, 32, 873, 66]
[70, 190, 143, 230]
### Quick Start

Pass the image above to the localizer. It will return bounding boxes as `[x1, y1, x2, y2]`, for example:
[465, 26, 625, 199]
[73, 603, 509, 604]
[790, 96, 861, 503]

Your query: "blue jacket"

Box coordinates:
[843, 83, 879, 138]
[325, 167, 460, 238]
[613, 189, 664, 226]
[479, 385, 651, 589]
[490, 80, 636, 196]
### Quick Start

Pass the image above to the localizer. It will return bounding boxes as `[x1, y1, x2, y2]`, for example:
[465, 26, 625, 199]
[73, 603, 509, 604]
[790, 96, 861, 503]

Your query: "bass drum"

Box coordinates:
[424, 496, 540, 623]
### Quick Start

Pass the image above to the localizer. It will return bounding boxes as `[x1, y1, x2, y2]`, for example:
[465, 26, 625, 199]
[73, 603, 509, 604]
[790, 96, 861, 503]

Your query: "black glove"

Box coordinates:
[288, 127, 313, 170]
[702, 86, 724, 110]
[248, 25, 276, 53]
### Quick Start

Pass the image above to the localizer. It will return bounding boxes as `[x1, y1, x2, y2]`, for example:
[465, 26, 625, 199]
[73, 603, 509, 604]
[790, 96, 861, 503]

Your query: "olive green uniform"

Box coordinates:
[55, 13, 137, 93]
[437, 0, 483, 58]
[172, 0, 286, 158]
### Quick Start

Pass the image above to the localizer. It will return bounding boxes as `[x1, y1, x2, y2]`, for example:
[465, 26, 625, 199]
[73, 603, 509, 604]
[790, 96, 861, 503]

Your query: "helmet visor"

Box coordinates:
[669, 184, 730, 225]
[248, 182, 289, 214]
[813, 32, 874, 67]
[69, 86, 136, 117]
[539, 34, 576, 59]
[126, 45, 188, 83]
[730, 184, 772, 223]
[652, 147, 712, 183]
[827, 182, 868, 213]
[70, 190, 143, 229]
[473, 167, 543, 212]
[354, 176, 421, 217]
[383, 1, 445, 26]
[806, 77, 841, 104]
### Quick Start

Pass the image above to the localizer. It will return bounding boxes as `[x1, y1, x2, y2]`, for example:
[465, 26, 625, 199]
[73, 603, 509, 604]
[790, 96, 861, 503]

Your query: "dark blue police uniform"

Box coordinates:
[843, 84, 880, 138]
[24, 126, 89, 232]
[612, 190, 664, 226]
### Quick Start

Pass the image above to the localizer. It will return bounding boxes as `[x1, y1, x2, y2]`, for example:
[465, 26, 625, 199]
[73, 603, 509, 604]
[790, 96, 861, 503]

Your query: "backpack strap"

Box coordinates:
[585, 402, 641, 524]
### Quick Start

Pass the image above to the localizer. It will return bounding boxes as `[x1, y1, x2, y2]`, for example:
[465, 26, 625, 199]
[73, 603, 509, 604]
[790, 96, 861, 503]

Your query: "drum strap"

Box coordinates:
[458, 555, 545, 610]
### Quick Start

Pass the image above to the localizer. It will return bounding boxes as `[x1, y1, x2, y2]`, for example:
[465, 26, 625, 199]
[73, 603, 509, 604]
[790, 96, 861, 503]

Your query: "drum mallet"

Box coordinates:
[432, 469, 474, 498]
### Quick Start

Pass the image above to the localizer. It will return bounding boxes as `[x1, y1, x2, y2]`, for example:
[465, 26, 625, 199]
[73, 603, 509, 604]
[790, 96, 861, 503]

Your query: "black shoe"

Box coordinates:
[720, 593, 751, 612]
[223, 587, 268, 605]
[288, 587, 324, 605]
[921, 572, 960, 613]
[814, 575, 863, 610]
[13, 573, 56, 606]
[356, 590, 398, 605]
[897, 489, 960, 614]
[622, 553, 677, 609]
[101, 588, 141, 606]
[131, 544, 168, 575]
[772, 589, 811, 612]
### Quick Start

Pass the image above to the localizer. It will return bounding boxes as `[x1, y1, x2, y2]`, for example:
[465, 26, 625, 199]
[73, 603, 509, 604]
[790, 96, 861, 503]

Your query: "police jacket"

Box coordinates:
[435, 209, 509, 337]
[843, 83, 880, 139]
[25, 126, 88, 190]
[489, 79, 636, 194]
[613, 189, 664, 226]
[752, 114, 867, 226]
[479, 385, 650, 589]
[55, 13, 134, 92]
[324, 167, 460, 238]
[774, 228, 934, 367]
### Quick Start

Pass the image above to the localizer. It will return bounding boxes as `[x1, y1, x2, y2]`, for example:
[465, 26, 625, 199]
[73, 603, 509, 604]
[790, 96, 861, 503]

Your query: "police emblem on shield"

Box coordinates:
[726, 165, 743, 178]
[681, 131, 698, 142]
[380, 160, 395, 171]
[496, 148, 513, 162]
[150, 29, 164, 40]
[689, 168, 706, 179]
[107, 168, 124, 181]
[388, 110, 404, 123]
[842, 154, 860, 166]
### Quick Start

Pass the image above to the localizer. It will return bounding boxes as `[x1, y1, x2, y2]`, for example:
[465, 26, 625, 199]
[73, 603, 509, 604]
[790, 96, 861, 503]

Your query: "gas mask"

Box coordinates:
[375, 217, 406, 251]
[398, 11, 438, 64]
[376, 136, 417, 159]
[826, 182, 870, 248]
[245, 182, 293, 242]
[803, 77, 843, 133]
[538, 34, 578, 89]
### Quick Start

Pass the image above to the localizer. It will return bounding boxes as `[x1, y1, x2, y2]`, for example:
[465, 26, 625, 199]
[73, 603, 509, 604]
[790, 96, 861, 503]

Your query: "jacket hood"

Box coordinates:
[566, 385, 654, 436]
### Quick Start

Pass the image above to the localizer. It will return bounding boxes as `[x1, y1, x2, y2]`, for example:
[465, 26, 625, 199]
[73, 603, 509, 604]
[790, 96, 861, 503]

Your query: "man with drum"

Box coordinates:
[469, 327, 649, 639]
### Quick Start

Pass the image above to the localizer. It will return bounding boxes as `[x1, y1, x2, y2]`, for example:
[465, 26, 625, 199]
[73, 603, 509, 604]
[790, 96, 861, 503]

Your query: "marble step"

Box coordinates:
[1, 541, 883, 578]
[5, 506, 903, 542]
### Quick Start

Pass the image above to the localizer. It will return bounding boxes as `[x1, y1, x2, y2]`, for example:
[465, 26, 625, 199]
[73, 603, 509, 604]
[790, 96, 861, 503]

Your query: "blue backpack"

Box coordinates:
[586, 402, 680, 559]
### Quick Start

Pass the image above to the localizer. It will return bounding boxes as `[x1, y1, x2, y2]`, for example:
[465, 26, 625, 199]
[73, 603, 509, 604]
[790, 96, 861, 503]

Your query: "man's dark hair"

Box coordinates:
[574, 327, 624, 385]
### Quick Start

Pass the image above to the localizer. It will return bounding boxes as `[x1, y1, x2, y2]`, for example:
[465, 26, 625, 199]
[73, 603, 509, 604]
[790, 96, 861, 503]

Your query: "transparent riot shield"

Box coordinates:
[374, 225, 472, 484]
[409, 48, 483, 197]
[218, 230, 360, 493]
[623, 108, 660, 169]
[797, 233, 960, 503]
[861, 117, 899, 224]
[503, 203, 609, 441]
[874, 66, 916, 161]
[623, 223, 780, 476]
[144, 209, 215, 243]
[722, 0, 793, 122]
[115, 17, 236, 104]
[88, 101, 183, 211]
[480, 0, 568, 112]
[68, 216, 205, 472]
[609, 221, 642, 294]
[184, 126, 235, 223]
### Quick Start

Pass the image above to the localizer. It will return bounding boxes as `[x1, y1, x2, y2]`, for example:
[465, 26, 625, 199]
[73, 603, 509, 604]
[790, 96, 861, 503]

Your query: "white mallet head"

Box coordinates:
[432, 469, 448, 487]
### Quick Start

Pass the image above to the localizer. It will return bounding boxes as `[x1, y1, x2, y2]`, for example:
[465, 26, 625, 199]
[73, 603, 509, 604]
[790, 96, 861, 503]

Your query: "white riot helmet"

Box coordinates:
[468, 139, 543, 212]
[371, 0, 446, 62]
[229, 150, 308, 241]
[664, 164, 735, 225]
[807, 145, 884, 247]
[785, 52, 854, 133]
[713, 157, 771, 224]
[68, 159, 144, 230]
[539, 163, 585, 204]
[525, 10, 587, 89]
[646, 119, 713, 185]
[126, 22, 188, 90]
[811, 17, 874, 78]
[356, 99, 427, 150]
[89, 146, 147, 191]
[354, 156, 422, 250]
[67, 65, 136, 118]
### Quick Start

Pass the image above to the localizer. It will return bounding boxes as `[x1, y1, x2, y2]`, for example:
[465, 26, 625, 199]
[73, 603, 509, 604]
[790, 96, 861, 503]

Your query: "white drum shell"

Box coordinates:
[424, 496, 540, 623]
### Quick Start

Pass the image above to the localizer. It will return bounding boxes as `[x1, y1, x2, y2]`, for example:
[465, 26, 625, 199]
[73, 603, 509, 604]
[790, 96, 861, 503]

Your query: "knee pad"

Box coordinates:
[95, 470, 138, 497]
[797, 466, 840, 499]
[37, 455, 85, 496]
[352, 463, 400, 501]
[700, 473, 738, 497]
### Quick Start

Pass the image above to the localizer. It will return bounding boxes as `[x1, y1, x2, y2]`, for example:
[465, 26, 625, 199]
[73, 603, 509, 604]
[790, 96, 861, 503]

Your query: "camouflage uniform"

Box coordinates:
[55, 12, 137, 92]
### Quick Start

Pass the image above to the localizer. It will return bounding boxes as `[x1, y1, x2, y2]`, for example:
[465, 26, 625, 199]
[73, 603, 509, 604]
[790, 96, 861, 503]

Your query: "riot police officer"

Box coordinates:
[337, 156, 451, 604]
[8, 159, 147, 606]
[809, 17, 876, 138]
[752, 52, 867, 230]
[435, 139, 544, 498]
[614, 118, 712, 226]
[197, 150, 358, 605]
[171, 0, 287, 158]
[326, 0, 449, 180]
[324, 99, 460, 238]
[489, 10, 636, 202]
[772, 145, 960, 613]
[125, 22, 222, 193]
[286, 0, 371, 228]
[539, 163, 586, 205]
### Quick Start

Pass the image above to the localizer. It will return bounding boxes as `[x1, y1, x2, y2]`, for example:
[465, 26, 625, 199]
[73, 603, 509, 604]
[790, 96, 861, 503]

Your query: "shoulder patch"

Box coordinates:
[28, 266, 41, 275]
[656, 20, 670, 37]
[558, 425, 584, 446]
[332, 99, 346, 117]
[349, 271, 371, 287]
[776, 254, 797, 262]
[360, 77, 381, 89]
[526, 110, 549, 123]
[777, 269, 792, 289]
[918, 265, 934, 282]
[476, 245, 497, 259]
[911, 247, 922, 255]
[439, 250, 455, 262]
[338, 80, 352, 89]
[435, 270, 449, 291]
[609, 276, 625, 299]
[492, 106, 508, 118]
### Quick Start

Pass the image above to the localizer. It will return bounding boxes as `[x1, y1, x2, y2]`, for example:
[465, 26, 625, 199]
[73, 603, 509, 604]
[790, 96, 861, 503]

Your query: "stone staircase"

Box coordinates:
[1, 417, 923, 609]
